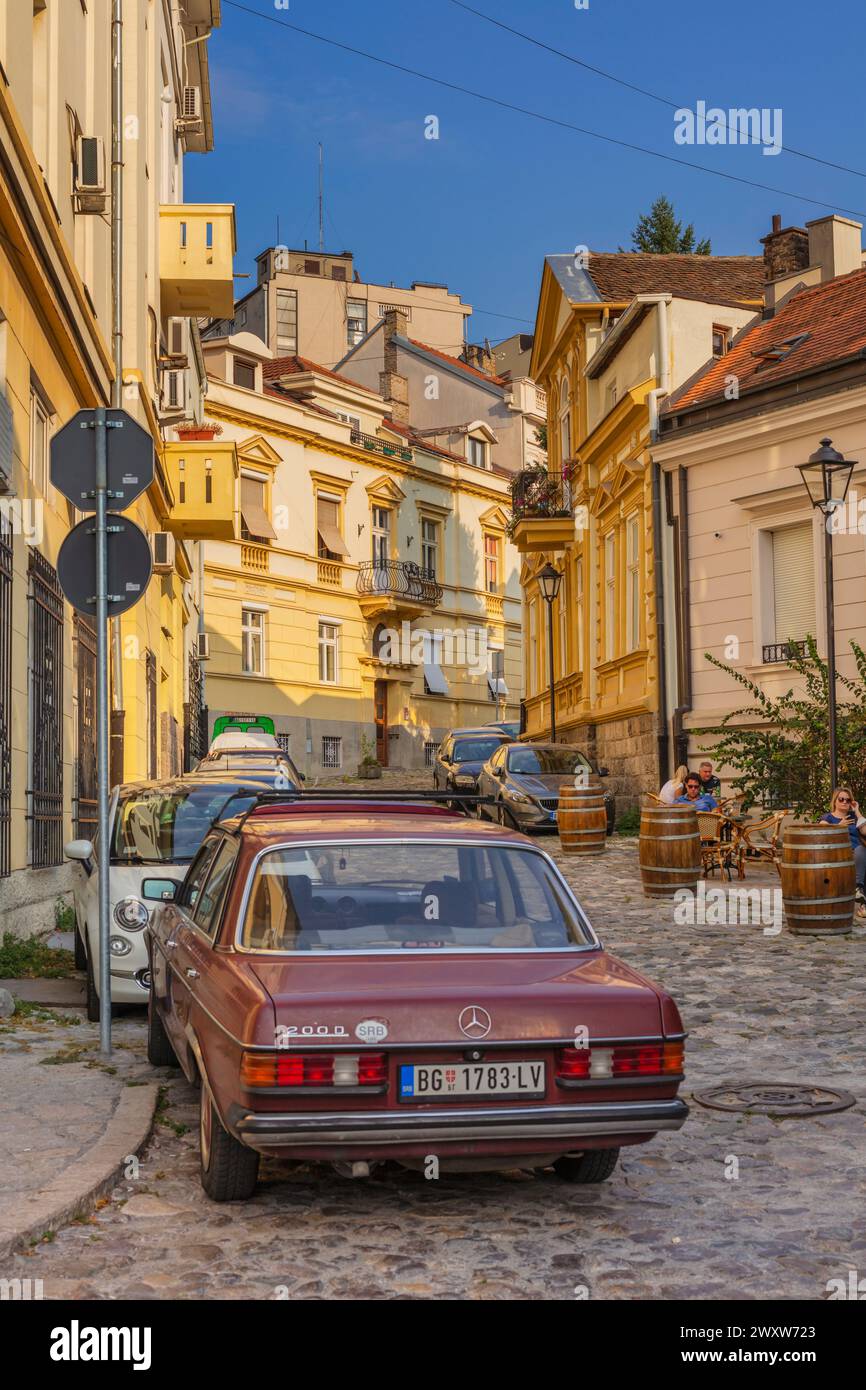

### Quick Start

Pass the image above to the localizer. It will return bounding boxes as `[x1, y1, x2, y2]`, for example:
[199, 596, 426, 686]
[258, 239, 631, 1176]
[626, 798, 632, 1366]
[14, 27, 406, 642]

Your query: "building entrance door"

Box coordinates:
[374, 679, 388, 767]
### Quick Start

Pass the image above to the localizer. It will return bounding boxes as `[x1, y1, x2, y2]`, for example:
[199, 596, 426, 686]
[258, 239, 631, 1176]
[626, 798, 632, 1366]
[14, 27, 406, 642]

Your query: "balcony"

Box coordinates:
[241, 544, 270, 573]
[508, 467, 575, 553]
[317, 559, 343, 587]
[159, 204, 236, 319]
[350, 429, 413, 462]
[762, 641, 807, 664]
[356, 560, 442, 619]
[162, 441, 238, 540]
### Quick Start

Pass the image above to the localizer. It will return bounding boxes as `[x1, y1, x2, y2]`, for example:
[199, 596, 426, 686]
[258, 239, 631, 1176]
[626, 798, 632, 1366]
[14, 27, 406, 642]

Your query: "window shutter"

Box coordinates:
[772, 522, 815, 644]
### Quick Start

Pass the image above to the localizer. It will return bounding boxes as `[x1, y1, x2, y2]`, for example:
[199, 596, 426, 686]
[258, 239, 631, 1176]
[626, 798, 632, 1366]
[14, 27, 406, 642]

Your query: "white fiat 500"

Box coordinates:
[64, 778, 264, 1019]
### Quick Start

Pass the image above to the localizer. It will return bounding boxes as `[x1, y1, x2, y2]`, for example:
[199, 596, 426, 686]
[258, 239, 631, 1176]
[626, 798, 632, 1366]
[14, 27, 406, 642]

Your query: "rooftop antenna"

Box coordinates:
[318, 142, 324, 253]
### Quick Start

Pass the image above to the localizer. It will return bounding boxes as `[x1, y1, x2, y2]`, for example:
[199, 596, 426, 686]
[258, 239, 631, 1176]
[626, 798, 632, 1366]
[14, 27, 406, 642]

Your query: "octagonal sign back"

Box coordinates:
[50, 408, 155, 512]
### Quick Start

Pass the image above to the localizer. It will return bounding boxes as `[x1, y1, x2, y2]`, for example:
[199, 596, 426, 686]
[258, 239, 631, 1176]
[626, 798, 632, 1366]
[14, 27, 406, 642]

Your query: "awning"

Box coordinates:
[317, 521, 349, 558]
[240, 477, 277, 541]
[488, 675, 509, 697]
[424, 662, 450, 695]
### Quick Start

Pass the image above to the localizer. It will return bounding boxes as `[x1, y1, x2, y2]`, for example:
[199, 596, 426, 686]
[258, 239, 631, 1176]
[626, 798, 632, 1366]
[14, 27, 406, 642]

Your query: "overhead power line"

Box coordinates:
[222, 0, 866, 218]
[448, 0, 866, 182]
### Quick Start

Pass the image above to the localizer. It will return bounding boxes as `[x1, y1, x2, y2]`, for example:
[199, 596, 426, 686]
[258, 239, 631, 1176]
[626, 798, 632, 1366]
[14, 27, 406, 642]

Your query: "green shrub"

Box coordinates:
[615, 807, 641, 837]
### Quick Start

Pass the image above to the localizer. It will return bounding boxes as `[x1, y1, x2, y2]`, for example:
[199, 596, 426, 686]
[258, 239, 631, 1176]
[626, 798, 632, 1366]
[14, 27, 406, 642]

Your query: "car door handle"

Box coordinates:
[185, 968, 200, 980]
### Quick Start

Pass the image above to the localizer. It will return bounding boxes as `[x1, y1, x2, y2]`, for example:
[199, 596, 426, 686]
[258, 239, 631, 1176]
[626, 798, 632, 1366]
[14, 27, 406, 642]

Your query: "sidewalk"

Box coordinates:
[0, 991, 158, 1259]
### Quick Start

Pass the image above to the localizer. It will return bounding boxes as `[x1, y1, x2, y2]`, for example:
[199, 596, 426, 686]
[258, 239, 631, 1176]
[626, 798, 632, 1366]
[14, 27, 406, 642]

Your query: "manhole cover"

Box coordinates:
[693, 1081, 856, 1118]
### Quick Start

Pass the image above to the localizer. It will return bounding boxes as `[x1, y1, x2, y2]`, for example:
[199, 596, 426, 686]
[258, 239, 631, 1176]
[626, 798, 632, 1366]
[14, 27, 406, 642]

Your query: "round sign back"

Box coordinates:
[57, 513, 153, 618]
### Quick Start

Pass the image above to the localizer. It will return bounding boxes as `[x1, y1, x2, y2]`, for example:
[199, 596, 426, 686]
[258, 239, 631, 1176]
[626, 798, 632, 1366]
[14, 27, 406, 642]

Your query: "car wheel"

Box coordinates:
[553, 1148, 620, 1184]
[146, 990, 179, 1068]
[74, 923, 87, 972]
[199, 1082, 259, 1202]
[84, 950, 101, 1023]
[497, 801, 516, 830]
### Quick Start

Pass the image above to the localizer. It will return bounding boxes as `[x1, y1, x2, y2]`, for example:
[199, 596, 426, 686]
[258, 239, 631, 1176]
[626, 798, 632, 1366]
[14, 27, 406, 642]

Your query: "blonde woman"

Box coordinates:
[659, 765, 689, 805]
[819, 787, 866, 917]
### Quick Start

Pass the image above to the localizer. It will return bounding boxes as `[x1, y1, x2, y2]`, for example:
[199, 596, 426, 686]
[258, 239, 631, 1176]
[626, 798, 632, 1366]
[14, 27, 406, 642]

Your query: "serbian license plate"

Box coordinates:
[399, 1060, 545, 1100]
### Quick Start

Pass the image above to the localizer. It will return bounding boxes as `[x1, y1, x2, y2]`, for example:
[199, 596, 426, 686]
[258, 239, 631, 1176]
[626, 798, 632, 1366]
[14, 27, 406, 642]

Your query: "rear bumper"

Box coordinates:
[230, 1097, 689, 1150]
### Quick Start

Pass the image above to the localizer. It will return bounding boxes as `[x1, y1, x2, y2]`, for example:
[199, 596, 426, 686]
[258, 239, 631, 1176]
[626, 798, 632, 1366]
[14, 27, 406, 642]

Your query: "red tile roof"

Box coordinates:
[663, 266, 866, 415]
[408, 338, 509, 387]
[585, 252, 764, 307]
[263, 354, 370, 390]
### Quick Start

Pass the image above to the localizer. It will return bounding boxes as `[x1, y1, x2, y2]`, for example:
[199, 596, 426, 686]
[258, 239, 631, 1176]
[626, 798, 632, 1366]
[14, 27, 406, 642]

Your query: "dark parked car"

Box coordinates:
[432, 728, 511, 795]
[145, 791, 687, 1201]
[484, 720, 521, 739]
[477, 743, 615, 833]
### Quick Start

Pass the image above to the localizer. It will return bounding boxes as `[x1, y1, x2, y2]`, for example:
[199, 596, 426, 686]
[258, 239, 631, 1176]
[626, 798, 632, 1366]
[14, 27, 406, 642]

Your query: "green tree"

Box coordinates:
[629, 195, 711, 254]
[702, 638, 866, 816]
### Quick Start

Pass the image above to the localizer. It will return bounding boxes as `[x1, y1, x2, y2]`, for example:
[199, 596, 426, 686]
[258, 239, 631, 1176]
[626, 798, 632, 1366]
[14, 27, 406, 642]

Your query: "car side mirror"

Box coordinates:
[597, 766, 610, 777]
[440, 755, 451, 765]
[495, 766, 506, 778]
[299, 771, 306, 782]
[64, 838, 93, 863]
[142, 878, 177, 903]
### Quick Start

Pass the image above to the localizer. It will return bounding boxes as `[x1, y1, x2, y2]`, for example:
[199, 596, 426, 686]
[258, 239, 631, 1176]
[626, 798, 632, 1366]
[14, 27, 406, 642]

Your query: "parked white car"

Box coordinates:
[64, 777, 264, 1020]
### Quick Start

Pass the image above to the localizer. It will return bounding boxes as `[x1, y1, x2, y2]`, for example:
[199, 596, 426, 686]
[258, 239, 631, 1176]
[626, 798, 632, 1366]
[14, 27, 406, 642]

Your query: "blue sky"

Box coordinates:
[186, 0, 866, 345]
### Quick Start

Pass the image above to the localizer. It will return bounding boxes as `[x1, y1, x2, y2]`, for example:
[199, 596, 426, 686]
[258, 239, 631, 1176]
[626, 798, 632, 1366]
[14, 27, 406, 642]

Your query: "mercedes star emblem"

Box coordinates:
[458, 1005, 492, 1039]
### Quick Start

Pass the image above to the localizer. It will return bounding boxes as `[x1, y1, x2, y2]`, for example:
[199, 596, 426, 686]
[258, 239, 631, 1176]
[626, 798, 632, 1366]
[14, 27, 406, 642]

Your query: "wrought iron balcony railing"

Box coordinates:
[762, 641, 807, 664]
[507, 466, 572, 535]
[357, 560, 442, 608]
[350, 429, 413, 462]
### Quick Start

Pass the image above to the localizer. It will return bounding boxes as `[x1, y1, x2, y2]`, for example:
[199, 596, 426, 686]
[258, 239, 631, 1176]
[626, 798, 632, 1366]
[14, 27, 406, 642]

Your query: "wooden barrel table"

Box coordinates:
[558, 783, 607, 855]
[781, 823, 855, 936]
[639, 803, 701, 898]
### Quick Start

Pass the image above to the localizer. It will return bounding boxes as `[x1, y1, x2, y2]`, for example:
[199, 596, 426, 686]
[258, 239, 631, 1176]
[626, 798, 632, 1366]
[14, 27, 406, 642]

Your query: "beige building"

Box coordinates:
[0, 0, 233, 935]
[203, 245, 472, 370]
[197, 333, 523, 773]
[654, 214, 866, 795]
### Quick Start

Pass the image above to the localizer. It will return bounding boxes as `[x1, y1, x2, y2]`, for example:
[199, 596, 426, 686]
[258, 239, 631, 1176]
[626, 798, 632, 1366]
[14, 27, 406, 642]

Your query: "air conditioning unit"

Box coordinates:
[195, 632, 210, 661]
[74, 136, 107, 213]
[152, 532, 176, 573]
[176, 86, 203, 136]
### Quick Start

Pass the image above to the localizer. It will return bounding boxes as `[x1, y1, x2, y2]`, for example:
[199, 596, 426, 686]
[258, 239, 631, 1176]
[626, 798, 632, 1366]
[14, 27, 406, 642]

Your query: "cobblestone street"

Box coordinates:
[8, 833, 865, 1301]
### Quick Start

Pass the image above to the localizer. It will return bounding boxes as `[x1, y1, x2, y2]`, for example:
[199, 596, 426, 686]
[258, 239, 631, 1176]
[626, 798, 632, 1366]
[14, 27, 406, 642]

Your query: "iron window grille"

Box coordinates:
[322, 736, 342, 769]
[27, 549, 64, 868]
[0, 515, 12, 877]
[74, 615, 98, 840]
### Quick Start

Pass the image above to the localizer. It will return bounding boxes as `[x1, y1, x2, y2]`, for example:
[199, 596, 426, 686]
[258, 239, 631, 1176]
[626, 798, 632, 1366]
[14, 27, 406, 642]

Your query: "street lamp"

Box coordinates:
[796, 437, 856, 787]
[538, 562, 562, 742]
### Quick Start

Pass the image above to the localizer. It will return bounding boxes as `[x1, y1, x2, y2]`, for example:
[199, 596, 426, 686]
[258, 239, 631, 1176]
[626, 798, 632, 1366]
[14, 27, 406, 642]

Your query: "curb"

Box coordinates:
[0, 1082, 158, 1260]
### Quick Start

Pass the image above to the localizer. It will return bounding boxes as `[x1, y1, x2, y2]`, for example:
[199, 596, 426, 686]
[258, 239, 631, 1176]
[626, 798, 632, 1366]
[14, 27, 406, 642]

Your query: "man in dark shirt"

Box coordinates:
[698, 760, 722, 799]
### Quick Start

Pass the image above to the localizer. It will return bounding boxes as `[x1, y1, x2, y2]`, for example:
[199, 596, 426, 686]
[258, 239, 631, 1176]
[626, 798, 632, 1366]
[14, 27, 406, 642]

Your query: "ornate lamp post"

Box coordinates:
[538, 562, 562, 742]
[796, 437, 856, 787]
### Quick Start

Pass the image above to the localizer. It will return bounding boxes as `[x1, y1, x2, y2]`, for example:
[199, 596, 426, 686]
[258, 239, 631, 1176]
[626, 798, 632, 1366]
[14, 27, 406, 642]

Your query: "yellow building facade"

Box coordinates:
[0, 0, 233, 935]
[196, 336, 523, 775]
[518, 254, 763, 810]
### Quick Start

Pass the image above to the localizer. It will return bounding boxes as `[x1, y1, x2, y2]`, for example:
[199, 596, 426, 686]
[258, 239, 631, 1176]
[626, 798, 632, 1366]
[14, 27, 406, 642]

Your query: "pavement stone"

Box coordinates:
[3, 801, 864, 1300]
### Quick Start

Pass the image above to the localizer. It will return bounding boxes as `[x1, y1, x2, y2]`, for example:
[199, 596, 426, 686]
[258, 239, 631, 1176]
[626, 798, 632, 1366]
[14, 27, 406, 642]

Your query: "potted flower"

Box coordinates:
[356, 733, 383, 780]
[175, 420, 223, 442]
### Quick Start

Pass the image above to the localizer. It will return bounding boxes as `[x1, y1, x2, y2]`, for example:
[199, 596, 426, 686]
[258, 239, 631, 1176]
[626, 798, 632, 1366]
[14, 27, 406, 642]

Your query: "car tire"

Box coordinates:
[74, 923, 87, 972]
[85, 951, 101, 1023]
[199, 1083, 259, 1202]
[497, 802, 517, 830]
[146, 990, 179, 1068]
[553, 1148, 620, 1184]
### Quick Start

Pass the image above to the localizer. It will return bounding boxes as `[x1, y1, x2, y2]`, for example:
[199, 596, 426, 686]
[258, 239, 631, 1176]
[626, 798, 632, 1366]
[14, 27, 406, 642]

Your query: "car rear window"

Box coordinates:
[111, 787, 257, 864]
[239, 841, 593, 953]
[507, 748, 592, 776]
[452, 737, 504, 763]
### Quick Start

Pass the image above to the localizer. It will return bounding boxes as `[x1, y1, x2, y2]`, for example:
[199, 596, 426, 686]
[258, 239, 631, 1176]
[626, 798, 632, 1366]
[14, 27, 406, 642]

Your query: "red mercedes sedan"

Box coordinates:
[144, 794, 687, 1201]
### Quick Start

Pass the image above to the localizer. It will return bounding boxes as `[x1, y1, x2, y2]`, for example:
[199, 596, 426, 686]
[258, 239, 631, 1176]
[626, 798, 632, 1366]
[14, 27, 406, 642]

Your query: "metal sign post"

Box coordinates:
[52, 408, 154, 1058]
[94, 409, 112, 1056]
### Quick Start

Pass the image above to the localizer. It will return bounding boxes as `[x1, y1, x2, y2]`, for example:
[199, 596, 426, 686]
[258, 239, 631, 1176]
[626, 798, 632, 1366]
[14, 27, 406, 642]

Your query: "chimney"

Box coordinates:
[805, 214, 863, 283]
[463, 341, 496, 375]
[379, 309, 410, 424]
[760, 214, 809, 282]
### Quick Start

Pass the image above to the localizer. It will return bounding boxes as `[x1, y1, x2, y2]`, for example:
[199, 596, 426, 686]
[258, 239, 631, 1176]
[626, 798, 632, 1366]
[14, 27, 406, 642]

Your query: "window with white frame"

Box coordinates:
[241, 609, 265, 675]
[372, 505, 391, 568]
[467, 436, 487, 469]
[276, 288, 298, 354]
[29, 387, 50, 495]
[528, 599, 537, 696]
[626, 513, 640, 652]
[421, 517, 439, 577]
[318, 620, 339, 684]
[347, 299, 367, 346]
[322, 735, 342, 769]
[484, 533, 500, 593]
[769, 521, 815, 653]
[604, 532, 616, 661]
[559, 377, 571, 464]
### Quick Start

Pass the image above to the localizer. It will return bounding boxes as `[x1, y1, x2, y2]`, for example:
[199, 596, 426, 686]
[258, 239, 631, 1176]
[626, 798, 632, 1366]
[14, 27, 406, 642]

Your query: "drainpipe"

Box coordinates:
[109, 0, 125, 785]
[648, 299, 670, 785]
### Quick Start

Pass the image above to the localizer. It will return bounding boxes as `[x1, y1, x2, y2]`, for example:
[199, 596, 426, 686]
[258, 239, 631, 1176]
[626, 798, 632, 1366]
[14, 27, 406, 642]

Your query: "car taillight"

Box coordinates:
[240, 1052, 387, 1089]
[556, 1040, 683, 1082]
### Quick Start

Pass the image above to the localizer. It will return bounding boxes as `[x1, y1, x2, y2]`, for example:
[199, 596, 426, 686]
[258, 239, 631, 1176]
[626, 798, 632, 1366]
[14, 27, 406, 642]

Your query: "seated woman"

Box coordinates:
[674, 773, 719, 812]
[659, 764, 689, 805]
[819, 788, 866, 917]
